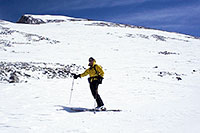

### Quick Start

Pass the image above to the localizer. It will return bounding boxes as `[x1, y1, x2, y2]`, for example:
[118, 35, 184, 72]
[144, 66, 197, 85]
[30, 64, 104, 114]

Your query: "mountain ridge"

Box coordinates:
[13, 14, 199, 39]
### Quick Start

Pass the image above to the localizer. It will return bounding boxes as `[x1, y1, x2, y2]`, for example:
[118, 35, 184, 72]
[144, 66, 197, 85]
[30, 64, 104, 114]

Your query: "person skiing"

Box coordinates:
[73, 57, 105, 110]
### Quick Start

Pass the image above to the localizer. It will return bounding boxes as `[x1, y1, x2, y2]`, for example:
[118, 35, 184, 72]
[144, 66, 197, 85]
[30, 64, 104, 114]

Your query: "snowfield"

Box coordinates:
[0, 15, 200, 133]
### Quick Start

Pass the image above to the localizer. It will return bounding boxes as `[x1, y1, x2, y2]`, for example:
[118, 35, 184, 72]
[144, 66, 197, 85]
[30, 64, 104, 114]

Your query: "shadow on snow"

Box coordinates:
[56, 105, 93, 113]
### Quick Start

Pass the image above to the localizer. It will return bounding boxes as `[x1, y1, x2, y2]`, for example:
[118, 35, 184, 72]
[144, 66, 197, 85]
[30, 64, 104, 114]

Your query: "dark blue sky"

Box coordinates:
[0, 0, 199, 37]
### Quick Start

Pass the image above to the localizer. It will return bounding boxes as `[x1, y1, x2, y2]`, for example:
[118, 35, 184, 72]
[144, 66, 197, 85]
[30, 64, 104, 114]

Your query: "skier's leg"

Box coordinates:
[90, 82, 96, 98]
[96, 93, 104, 107]
[91, 81, 104, 107]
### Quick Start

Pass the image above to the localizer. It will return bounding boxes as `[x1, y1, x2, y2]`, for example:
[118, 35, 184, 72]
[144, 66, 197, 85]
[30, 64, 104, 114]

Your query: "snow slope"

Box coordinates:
[0, 15, 200, 133]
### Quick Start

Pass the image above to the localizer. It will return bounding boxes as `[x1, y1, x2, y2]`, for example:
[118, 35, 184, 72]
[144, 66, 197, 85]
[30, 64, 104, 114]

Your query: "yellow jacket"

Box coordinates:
[80, 61, 104, 80]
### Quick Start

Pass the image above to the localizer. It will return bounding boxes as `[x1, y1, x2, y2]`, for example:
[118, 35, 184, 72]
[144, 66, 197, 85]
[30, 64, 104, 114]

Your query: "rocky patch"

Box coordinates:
[157, 71, 185, 81]
[0, 62, 86, 83]
[17, 15, 45, 24]
[107, 32, 189, 42]
[192, 69, 200, 74]
[158, 51, 180, 55]
[85, 22, 146, 29]
[16, 15, 89, 24]
[151, 34, 167, 41]
[0, 26, 60, 51]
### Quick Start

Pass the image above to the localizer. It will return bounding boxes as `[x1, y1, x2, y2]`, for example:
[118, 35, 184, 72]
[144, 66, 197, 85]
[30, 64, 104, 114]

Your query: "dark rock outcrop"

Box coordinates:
[9, 72, 19, 83]
[17, 15, 45, 24]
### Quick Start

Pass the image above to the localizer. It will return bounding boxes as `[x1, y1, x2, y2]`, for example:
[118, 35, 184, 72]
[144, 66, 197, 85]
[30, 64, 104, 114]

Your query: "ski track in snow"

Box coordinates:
[0, 15, 200, 133]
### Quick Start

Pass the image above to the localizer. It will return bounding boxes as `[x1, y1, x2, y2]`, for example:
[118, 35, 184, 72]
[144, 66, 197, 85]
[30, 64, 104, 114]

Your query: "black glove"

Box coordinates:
[74, 74, 80, 79]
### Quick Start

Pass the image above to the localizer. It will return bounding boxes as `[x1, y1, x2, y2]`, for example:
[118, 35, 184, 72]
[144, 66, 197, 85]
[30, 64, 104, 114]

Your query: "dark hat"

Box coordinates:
[89, 57, 95, 62]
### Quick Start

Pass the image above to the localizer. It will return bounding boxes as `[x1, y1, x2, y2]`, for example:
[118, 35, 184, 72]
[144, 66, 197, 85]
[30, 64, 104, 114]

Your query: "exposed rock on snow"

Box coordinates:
[17, 15, 46, 24]
[17, 14, 89, 24]
[157, 71, 185, 81]
[9, 71, 19, 83]
[85, 22, 147, 29]
[152, 34, 167, 41]
[158, 51, 180, 55]
[0, 62, 85, 83]
[0, 25, 60, 51]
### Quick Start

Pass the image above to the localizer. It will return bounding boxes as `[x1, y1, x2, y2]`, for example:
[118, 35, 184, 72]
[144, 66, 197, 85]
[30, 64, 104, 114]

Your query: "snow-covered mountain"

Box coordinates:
[0, 14, 200, 133]
[17, 14, 90, 24]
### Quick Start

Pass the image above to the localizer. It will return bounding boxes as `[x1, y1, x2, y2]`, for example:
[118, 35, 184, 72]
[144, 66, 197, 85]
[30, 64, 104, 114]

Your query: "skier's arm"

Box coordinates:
[96, 65, 104, 77]
[80, 68, 89, 77]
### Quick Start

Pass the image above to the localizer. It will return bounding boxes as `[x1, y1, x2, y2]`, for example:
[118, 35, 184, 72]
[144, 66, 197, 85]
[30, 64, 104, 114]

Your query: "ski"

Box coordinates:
[86, 109, 121, 112]
[70, 108, 121, 112]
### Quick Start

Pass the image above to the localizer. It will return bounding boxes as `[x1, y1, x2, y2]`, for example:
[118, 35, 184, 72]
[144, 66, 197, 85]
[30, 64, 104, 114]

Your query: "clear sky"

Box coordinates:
[0, 0, 199, 37]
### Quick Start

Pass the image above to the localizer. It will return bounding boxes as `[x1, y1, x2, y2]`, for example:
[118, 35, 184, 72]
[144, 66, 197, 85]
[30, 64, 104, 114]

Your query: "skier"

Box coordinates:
[73, 57, 105, 110]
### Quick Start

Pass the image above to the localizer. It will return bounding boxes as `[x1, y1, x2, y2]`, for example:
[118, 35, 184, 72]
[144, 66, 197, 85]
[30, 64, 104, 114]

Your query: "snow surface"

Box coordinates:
[0, 15, 200, 133]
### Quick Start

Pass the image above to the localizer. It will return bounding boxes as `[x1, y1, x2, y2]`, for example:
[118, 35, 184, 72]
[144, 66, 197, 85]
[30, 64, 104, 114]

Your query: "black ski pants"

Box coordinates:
[89, 80, 104, 107]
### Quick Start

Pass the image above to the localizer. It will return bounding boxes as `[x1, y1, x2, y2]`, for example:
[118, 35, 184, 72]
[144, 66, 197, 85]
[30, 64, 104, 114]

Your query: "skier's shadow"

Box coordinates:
[56, 105, 90, 113]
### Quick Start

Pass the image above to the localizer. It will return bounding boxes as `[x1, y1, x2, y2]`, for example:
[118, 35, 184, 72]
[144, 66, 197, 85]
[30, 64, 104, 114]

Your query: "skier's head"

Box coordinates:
[88, 57, 95, 66]
[89, 57, 95, 62]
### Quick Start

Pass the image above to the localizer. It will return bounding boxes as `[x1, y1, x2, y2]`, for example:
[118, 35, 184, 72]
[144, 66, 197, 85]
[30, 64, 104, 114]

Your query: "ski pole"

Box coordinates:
[69, 78, 75, 104]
